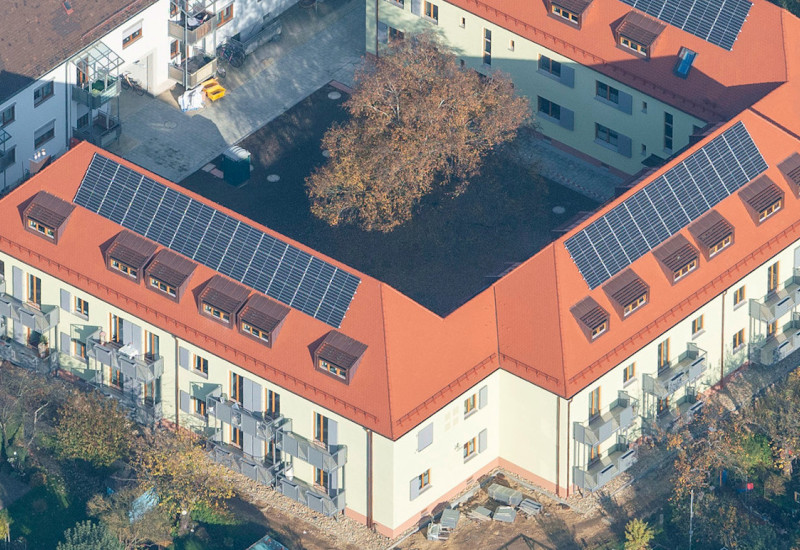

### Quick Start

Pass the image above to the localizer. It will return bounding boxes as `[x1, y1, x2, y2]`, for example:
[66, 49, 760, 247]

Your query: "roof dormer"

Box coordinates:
[653, 234, 699, 284]
[570, 297, 609, 342]
[545, 0, 592, 28]
[23, 191, 75, 244]
[238, 293, 290, 348]
[105, 230, 157, 283]
[777, 153, 800, 197]
[738, 175, 784, 225]
[145, 249, 197, 302]
[688, 210, 734, 260]
[315, 330, 368, 384]
[615, 11, 665, 59]
[197, 275, 250, 327]
[603, 269, 649, 319]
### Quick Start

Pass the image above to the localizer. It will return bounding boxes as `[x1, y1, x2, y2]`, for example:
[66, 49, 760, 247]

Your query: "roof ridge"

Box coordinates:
[548, 244, 568, 396]
[379, 283, 395, 439]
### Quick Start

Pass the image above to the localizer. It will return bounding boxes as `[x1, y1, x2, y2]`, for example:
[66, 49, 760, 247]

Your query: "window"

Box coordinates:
[0, 147, 15, 172]
[419, 469, 431, 490]
[641, 144, 647, 156]
[267, 390, 280, 416]
[377, 22, 404, 44]
[145, 332, 159, 357]
[110, 368, 124, 390]
[642, 101, 648, 113]
[73, 339, 87, 360]
[74, 297, 89, 317]
[27, 274, 41, 305]
[242, 322, 270, 343]
[314, 412, 329, 445]
[664, 112, 674, 151]
[388, 27, 404, 42]
[551, 3, 579, 23]
[109, 314, 123, 343]
[218, 4, 234, 26]
[589, 387, 600, 417]
[589, 444, 599, 462]
[464, 394, 477, 416]
[482, 29, 492, 65]
[149, 276, 176, 297]
[759, 198, 782, 221]
[1, 105, 14, 127]
[657, 338, 670, 371]
[591, 320, 607, 340]
[733, 329, 745, 350]
[423, 1, 438, 22]
[673, 258, 697, 281]
[733, 285, 745, 306]
[767, 320, 778, 338]
[144, 380, 157, 405]
[110, 258, 137, 278]
[463, 437, 477, 460]
[231, 372, 243, 404]
[623, 363, 635, 384]
[538, 96, 561, 121]
[192, 396, 207, 417]
[76, 113, 90, 128]
[194, 355, 208, 375]
[539, 55, 561, 78]
[203, 303, 230, 323]
[620, 35, 647, 55]
[509, 39, 515, 51]
[596, 123, 619, 148]
[709, 234, 732, 257]
[459, 16, 466, 27]
[623, 292, 647, 316]
[319, 358, 346, 379]
[34, 121, 55, 148]
[231, 426, 243, 448]
[596, 82, 620, 104]
[657, 396, 670, 416]
[33, 82, 54, 106]
[768, 262, 780, 293]
[314, 468, 328, 489]
[122, 24, 143, 48]
[28, 218, 55, 238]
[170, 40, 180, 59]
[692, 315, 704, 335]
[170, 0, 178, 16]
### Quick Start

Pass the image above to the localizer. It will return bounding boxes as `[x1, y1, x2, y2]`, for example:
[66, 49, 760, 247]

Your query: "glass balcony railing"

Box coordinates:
[87, 339, 164, 383]
[168, 13, 217, 43]
[0, 292, 60, 333]
[573, 443, 637, 491]
[276, 429, 347, 473]
[749, 269, 800, 324]
[752, 315, 800, 365]
[72, 78, 120, 109]
[207, 440, 286, 486]
[207, 394, 281, 441]
[574, 391, 637, 446]
[73, 113, 121, 147]
[276, 473, 345, 516]
[643, 343, 707, 398]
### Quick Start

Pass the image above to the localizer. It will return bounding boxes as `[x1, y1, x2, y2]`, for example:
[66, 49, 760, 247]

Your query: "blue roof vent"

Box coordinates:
[674, 47, 697, 79]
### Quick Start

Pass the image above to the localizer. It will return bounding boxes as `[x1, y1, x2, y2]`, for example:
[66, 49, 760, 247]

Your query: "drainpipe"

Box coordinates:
[720, 290, 727, 387]
[555, 397, 560, 497]
[366, 428, 374, 529]
[64, 62, 71, 154]
[565, 399, 571, 497]
[374, 0, 379, 59]
[175, 336, 180, 429]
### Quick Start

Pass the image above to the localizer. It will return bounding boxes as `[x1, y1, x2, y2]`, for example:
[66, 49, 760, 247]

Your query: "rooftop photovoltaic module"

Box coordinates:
[619, 0, 752, 51]
[564, 121, 767, 289]
[74, 154, 360, 328]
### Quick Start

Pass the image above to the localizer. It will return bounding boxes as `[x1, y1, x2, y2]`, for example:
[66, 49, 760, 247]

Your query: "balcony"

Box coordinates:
[72, 78, 120, 109]
[87, 339, 164, 383]
[207, 394, 280, 441]
[207, 441, 285, 486]
[752, 315, 800, 365]
[749, 269, 800, 323]
[574, 391, 637, 446]
[73, 113, 121, 147]
[0, 338, 58, 374]
[643, 343, 707, 398]
[573, 443, 637, 492]
[0, 293, 59, 333]
[0, 145, 12, 172]
[276, 429, 347, 473]
[653, 393, 704, 431]
[168, 54, 217, 88]
[276, 474, 345, 516]
[168, 12, 217, 43]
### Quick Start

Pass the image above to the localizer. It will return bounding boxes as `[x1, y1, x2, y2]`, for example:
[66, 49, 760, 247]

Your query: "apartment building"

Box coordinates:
[366, 0, 790, 176]
[0, 0, 291, 191]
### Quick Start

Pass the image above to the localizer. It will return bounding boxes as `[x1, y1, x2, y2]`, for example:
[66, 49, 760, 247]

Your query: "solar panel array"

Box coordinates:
[619, 0, 752, 51]
[74, 154, 360, 328]
[565, 121, 767, 290]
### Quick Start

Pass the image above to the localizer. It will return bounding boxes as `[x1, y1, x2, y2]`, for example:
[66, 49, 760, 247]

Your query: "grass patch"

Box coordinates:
[169, 519, 266, 550]
[7, 480, 90, 548]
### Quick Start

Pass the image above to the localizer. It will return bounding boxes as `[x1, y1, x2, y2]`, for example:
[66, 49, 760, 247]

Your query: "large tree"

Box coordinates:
[306, 33, 530, 232]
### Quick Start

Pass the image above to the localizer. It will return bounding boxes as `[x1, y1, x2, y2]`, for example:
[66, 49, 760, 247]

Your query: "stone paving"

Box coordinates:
[109, 0, 365, 183]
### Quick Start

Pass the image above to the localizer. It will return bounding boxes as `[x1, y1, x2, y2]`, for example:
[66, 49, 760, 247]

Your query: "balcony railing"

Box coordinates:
[207, 440, 285, 486]
[72, 78, 120, 109]
[0, 148, 13, 171]
[168, 54, 217, 88]
[643, 343, 707, 398]
[749, 269, 800, 323]
[93, 384, 163, 426]
[653, 393, 704, 431]
[0, 293, 60, 333]
[574, 391, 637, 446]
[87, 339, 164, 383]
[752, 315, 800, 365]
[168, 13, 217, 43]
[276, 429, 347, 473]
[73, 113, 121, 147]
[207, 394, 281, 441]
[573, 443, 637, 491]
[276, 474, 345, 516]
[0, 338, 58, 375]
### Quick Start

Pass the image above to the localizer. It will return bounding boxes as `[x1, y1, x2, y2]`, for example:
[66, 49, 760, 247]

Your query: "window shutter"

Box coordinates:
[478, 428, 488, 452]
[12, 267, 22, 299]
[60, 332, 70, 354]
[618, 91, 633, 115]
[129, 323, 142, 355]
[243, 378, 254, 411]
[60, 289, 71, 311]
[247, 379, 262, 413]
[179, 390, 190, 413]
[328, 418, 338, 446]
[410, 476, 421, 500]
[417, 423, 433, 451]
[560, 107, 574, 131]
[618, 134, 632, 158]
[243, 433, 255, 456]
[560, 65, 575, 88]
[478, 386, 488, 408]
[329, 470, 339, 491]
[121, 319, 129, 346]
[179, 346, 189, 369]
[411, 0, 421, 15]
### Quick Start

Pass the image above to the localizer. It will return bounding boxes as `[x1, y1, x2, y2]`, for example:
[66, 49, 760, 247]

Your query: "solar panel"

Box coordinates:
[565, 121, 767, 289]
[74, 154, 361, 328]
[620, 0, 752, 50]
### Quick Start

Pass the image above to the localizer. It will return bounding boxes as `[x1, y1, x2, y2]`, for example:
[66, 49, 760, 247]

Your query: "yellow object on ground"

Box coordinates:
[202, 78, 226, 101]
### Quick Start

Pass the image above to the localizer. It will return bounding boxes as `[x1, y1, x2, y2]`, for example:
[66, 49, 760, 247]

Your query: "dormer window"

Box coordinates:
[552, 4, 579, 24]
[145, 249, 196, 302]
[759, 199, 782, 222]
[620, 35, 647, 56]
[738, 175, 784, 226]
[673, 258, 697, 281]
[689, 210, 734, 260]
[571, 297, 609, 342]
[545, 0, 590, 27]
[22, 191, 75, 245]
[653, 234, 699, 284]
[709, 234, 732, 257]
[197, 275, 249, 327]
[623, 293, 647, 316]
[614, 11, 665, 59]
[150, 276, 176, 297]
[603, 269, 649, 319]
[777, 153, 800, 197]
[315, 331, 368, 385]
[112, 259, 138, 278]
[105, 230, 157, 284]
[238, 294, 289, 348]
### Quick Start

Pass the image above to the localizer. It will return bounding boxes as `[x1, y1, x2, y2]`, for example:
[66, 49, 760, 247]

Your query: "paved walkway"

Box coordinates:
[109, 0, 365, 183]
